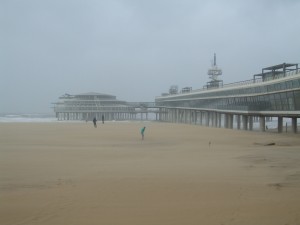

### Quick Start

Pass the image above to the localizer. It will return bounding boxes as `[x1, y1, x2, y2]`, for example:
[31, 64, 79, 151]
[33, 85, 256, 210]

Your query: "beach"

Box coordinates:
[1, 122, 300, 225]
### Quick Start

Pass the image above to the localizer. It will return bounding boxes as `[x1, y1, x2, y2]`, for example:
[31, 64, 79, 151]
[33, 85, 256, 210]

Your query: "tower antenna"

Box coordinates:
[206, 53, 223, 89]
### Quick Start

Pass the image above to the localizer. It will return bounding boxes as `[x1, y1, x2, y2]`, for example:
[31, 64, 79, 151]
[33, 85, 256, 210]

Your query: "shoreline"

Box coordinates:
[1, 119, 299, 136]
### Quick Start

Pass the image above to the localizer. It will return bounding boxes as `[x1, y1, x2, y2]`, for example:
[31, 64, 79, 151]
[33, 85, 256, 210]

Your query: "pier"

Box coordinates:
[155, 62, 300, 133]
[53, 92, 159, 122]
[53, 63, 300, 133]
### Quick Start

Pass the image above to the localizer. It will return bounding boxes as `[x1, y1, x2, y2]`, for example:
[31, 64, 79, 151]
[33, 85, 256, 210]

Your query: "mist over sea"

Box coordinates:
[0, 113, 149, 123]
[0, 113, 57, 123]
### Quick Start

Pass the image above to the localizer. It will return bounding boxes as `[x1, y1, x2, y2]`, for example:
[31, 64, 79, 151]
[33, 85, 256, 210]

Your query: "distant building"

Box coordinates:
[169, 85, 178, 95]
[181, 87, 192, 93]
[53, 92, 136, 121]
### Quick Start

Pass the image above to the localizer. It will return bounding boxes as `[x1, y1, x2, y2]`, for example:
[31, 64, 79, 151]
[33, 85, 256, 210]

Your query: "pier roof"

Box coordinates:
[262, 63, 298, 71]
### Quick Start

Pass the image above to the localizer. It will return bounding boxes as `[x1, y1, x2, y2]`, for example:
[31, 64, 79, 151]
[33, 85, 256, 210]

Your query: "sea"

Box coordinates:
[0, 113, 57, 123]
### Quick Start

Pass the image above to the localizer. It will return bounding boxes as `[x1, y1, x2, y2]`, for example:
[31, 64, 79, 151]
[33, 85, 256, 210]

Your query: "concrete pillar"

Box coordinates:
[166, 109, 169, 122]
[205, 112, 210, 127]
[193, 110, 196, 124]
[172, 110, 175, 123]
[226, 114, 232, 129]
[292, 117, 297, 133]
[173, 109, 176, 123]
[199, 112, 203, 125]
[243, 115, 248, 130]
[218, 113, 222, 128]
[216, 113, 219, 127]
[249, 116, 253, 131]
[224, 114, 228, 128]
[159, 108, 162, 121]
[236, 115, 241, 130]
[259, 116, 265, 132]
[184, 110, 188, 124]
[228, 114, 233, 129]
[212, 112, 216, 127]
[278, 116, 283, 133]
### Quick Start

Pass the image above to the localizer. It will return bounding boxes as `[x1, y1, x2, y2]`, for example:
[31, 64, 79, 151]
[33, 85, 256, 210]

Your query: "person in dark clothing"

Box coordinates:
[102, 115, 104, 124]
[93, 117, 97, 128]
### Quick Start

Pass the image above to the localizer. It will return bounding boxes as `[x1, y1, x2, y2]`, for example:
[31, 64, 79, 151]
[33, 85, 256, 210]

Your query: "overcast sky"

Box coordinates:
[1, 0, 299, 113]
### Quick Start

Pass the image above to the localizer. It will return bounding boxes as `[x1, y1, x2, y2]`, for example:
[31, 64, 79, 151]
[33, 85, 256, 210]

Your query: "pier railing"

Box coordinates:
[126, 102, 156, 107]
[160, 69, 300, 97]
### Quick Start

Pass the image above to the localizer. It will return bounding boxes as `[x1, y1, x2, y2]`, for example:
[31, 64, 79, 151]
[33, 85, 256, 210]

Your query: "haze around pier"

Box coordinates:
[1, 0, 299, 113]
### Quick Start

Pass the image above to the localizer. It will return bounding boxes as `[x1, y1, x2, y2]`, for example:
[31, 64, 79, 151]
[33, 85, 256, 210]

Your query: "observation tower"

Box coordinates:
[206, 53, 223, 89]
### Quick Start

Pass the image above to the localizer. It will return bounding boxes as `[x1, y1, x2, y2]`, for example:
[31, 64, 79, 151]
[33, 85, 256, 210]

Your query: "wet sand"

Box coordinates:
[1, 122, 300, 225]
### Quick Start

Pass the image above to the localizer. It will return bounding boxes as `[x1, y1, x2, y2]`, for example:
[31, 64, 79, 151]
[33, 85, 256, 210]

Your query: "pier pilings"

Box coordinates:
[157, 107, 298, 134]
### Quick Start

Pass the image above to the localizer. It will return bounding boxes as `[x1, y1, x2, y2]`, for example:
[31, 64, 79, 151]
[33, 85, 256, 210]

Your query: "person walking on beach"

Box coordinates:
[102, 115, 104, 124]
[140, 126, 146, 140]
[93, 117, 97, 128]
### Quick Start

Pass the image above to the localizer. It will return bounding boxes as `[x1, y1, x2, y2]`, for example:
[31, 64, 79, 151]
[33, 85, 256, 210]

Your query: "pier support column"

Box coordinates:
[199, 112, 203, 125]
[229, 114, 234, 129]
[236, 115, 241, 130]
[292, 117, 297, 133]
[242, 115, 248, 130]
[159, 108, 162, 121]
[214, 112, 217, 127]
[278, 116, 283, 133]
[224, 114, 228, 128]
[259, 116, 265, 132]
[211, 112, 215, 127]
[218, 113, 221, 127]
[249, 116, 253, 131]
[205, 112, 210, 127]
[225, 114, 232, 129]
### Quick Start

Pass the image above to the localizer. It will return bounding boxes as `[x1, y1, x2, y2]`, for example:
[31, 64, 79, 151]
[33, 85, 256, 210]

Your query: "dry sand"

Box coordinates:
[1, 122, 300, 225]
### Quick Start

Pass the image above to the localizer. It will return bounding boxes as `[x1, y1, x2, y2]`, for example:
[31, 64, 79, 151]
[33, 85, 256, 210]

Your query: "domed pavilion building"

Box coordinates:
[53, 92, 137, 121]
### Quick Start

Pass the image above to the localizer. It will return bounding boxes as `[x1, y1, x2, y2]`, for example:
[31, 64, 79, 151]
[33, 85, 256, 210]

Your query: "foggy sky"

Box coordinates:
[1, 0, 299, 113]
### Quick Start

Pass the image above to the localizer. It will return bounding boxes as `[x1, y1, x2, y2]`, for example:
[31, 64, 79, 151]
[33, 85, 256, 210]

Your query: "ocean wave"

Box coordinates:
[0, 114, 57, 123]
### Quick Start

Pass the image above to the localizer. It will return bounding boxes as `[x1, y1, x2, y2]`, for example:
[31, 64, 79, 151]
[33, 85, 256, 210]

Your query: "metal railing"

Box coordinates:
[160, 69, 300, 97]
